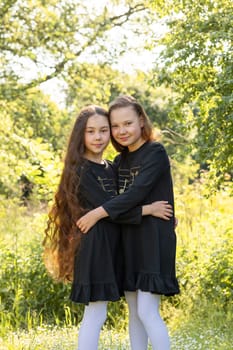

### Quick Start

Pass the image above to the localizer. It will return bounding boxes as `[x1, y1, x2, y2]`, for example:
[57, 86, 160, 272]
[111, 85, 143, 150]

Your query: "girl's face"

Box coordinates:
[110, 106, 145, 152]
[84, 114, 110, 161]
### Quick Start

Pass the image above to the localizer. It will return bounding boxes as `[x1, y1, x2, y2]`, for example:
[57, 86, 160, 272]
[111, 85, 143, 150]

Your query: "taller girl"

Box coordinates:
[77, 95, 180, 350]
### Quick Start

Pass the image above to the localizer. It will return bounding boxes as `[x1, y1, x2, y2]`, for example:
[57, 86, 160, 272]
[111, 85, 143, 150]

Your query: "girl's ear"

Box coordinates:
[139, 115, 144, 128]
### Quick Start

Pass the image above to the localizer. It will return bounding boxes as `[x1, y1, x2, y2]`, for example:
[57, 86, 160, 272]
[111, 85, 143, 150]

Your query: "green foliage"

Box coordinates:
[199, 228, 233, 308]
[0, 90, 68, 200]
[0, 245, 73, 328]
[162, 177, 233, 331]
[151, 0, 233, 187]
[8, 90, 70, 151]
[1, 0, 231, 197]
[0, 0, 148, 98]
[0, 202, 73, 329]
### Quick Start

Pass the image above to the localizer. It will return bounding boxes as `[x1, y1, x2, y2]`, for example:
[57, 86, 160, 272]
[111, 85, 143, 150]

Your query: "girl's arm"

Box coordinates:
[78, 201, 173, 233]
[77, 144, 173, 232]
[79, 168, 141, 225]
[103, 143, 169, 218]
[79, 166, 172, 227]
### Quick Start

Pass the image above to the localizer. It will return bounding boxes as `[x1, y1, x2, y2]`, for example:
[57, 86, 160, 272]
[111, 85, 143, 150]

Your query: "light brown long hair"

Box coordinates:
[109, 95, 153, 152]
[43, 105, 109, 282]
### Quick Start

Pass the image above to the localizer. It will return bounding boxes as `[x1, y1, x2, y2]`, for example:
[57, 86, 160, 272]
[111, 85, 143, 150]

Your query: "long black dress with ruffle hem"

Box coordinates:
[70, 159, 142, 305]
[103, 142, 180, 296]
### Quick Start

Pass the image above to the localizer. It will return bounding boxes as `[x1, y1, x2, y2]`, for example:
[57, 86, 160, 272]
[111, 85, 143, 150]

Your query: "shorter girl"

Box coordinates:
[43, 105, 173, 350]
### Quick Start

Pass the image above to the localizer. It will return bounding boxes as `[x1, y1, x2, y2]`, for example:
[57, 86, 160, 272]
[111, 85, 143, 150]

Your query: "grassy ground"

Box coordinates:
[1, 322, 232, 350]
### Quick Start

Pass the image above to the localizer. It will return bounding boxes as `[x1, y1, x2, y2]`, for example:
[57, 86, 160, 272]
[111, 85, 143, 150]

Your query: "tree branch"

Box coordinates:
[5, 3, 147, 96]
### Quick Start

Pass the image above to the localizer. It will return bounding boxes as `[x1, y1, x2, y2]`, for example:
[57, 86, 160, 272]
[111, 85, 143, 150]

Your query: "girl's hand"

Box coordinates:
[150, 201, 173, 220]
[76, 207, 108, 233]
[76, 211, 98, 233]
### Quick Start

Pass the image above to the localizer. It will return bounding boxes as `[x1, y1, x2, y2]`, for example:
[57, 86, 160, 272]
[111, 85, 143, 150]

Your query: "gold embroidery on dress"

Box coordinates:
[119, 179, 129, 194]
[97, 176, 117, 196]
[118, 166, 141, 193]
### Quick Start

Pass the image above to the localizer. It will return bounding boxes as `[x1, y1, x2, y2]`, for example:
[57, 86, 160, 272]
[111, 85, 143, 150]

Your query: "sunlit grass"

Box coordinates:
[171, 324, 233, 350]
[0, 326, 130, 350]
[1, 324, 232, 350]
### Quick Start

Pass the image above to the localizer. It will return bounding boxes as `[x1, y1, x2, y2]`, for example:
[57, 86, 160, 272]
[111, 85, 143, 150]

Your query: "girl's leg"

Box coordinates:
[137, 290, 170, 350]
[125, 291, 148, 350]
[78, 301, 107, 350]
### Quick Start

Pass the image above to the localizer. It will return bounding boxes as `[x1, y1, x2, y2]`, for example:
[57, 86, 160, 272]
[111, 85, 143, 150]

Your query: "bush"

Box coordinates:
[199, 228, 233, 309]
[0, 243, 73, 328]
[164, 182, 233, 329]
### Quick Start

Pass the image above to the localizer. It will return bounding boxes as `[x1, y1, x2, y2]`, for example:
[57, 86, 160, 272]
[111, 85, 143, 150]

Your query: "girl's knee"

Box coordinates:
[137, 291, 161, 324]
[125, 291, 137, 311]
[83, 301, 107, 327]
[137, 302, 148, 323]
[93, 303, 107, 326]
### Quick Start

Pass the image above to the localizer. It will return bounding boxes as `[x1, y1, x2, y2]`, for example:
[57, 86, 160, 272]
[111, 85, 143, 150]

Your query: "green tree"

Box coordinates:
[0, 0, 148, 99]
[8, 89, 70, 151]
[148, 0, 233, 188]
[0, 1, 156, 201]
[0, 93, 65, 200]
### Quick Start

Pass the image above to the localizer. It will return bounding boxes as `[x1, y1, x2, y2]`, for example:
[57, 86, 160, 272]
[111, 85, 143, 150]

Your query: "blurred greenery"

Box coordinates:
[150, 0, 233, 188]
[0, 0, 232, 348]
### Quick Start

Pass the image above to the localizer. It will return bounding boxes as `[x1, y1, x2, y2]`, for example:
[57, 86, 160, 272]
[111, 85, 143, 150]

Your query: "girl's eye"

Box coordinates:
[126, 122, 132, 126]
[111, 125, 118, 128]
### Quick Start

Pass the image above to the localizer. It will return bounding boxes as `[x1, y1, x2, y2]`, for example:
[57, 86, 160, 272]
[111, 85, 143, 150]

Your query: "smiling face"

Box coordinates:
[84, 114, 110, 162]
[110, 106, 145, 152]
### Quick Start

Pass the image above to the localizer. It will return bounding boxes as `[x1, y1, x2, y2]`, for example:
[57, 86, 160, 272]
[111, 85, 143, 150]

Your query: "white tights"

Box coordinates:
[77, 292, 170, 350]
[125, 291, 170, 350]
[77, 301, 107, 350]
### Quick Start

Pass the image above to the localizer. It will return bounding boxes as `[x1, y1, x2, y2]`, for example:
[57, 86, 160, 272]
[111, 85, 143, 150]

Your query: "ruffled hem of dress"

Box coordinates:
[125, 272, 180, 296]
[70, 282, 122, 305]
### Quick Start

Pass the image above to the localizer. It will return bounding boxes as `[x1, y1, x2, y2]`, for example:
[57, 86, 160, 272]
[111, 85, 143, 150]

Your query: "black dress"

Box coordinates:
[103, 142, 180, 296]
[70, 159, 142, 305]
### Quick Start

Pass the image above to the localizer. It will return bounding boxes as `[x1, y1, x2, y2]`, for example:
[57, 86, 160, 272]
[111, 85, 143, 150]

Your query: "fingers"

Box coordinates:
[79, 225, 88, 234]
[162, 206, 173, 218]
[80, 225, 88, 234]
[81, 228, 88, 234]
[76, 219, 88, 234]
[154, 201, 173, 211]
[163, 212, 172, 220]
[165, 204, 173, 210]
[157, 201, 172, 208]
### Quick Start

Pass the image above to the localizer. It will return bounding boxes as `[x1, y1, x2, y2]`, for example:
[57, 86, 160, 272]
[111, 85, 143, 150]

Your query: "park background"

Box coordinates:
[0, 0, 232, 349]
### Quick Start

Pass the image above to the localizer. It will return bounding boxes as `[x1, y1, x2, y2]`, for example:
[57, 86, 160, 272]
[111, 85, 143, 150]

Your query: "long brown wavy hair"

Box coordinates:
[109, 95, 153, 152]
[43, 105, 109, 283]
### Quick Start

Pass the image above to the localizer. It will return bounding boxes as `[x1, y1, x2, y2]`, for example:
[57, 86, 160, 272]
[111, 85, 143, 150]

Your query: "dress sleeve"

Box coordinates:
[79, 167, 142, 225]
[103, 143, 169, 220]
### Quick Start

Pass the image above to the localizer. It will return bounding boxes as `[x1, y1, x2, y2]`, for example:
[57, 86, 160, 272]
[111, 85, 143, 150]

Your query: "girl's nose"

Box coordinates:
[119, 127, 126, 134]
